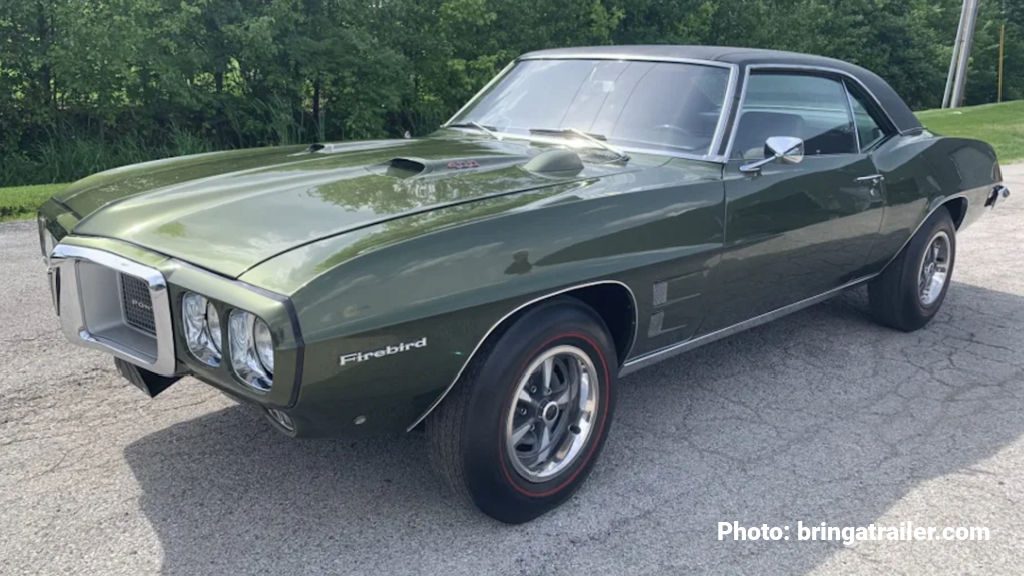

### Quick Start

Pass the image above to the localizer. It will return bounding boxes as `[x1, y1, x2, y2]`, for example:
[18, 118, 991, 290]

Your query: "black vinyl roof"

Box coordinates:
[520, 45, 921, 134]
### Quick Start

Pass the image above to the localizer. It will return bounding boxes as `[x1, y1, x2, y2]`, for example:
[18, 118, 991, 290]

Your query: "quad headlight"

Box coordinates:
[229, 310, 274, 391]
[182, 292, 222, 366]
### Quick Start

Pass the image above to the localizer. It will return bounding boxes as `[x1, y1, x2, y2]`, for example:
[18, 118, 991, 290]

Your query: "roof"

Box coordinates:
[520, 45, 921, 134]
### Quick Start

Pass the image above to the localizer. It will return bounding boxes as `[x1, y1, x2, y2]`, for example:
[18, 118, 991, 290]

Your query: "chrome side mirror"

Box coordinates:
[740, 136, 805, 173]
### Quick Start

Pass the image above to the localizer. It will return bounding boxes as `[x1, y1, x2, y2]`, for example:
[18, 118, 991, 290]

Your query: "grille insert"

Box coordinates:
[120, 273, 156, 335]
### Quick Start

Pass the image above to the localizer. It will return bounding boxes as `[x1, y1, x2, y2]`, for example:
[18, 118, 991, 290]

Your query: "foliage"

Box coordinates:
[2, 99, 1022, 223]
[1, 0, 1021, 186]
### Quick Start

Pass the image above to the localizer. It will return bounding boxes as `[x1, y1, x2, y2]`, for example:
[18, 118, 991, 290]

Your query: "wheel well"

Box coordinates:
[561, 283, 636, 365]
[943, 197, 968, 229]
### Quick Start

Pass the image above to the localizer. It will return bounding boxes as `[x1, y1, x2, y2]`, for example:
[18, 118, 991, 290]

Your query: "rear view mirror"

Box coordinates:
[740, 136, 805, 173]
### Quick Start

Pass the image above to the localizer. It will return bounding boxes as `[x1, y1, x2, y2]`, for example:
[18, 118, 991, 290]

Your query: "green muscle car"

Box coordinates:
[39, 46, 1009, 523]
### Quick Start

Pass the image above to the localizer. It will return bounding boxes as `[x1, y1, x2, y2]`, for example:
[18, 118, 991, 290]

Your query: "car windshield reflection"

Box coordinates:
[448, 59, 731, 157]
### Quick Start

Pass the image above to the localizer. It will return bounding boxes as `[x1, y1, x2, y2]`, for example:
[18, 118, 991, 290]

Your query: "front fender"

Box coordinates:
[241, 160, 726, 435]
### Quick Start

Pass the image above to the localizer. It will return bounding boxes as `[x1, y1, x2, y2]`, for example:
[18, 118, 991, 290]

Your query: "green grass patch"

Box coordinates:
[0, 184, 68, 222]
[916, 100, 1024, 163]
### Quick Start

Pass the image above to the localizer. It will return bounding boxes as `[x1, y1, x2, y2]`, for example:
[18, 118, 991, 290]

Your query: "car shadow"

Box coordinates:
[124, 282, 1024, 575]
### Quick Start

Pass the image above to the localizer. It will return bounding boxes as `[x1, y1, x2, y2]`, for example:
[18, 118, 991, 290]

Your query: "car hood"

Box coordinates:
[60, 134, 651, 278]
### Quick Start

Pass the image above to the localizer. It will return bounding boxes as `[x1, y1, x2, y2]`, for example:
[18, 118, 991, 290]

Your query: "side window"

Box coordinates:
[845, 83, 889, 151]
[732, 73, 857, 159]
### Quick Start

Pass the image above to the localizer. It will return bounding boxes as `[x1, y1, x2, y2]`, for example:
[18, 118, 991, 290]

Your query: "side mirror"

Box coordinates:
[740, 136, 805, 173]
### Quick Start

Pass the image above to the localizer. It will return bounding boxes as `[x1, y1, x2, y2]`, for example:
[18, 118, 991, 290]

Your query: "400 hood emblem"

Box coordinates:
[339, 337, 427, 366]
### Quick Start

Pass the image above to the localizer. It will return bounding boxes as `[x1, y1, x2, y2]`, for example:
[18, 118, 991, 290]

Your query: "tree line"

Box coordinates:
[1, 0, 1021, 186]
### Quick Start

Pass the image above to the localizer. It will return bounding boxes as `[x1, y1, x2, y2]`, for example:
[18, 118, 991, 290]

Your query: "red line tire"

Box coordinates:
[427, 298, 617, 523]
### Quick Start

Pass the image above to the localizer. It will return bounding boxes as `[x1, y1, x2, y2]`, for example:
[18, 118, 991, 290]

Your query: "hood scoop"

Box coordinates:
[382, 155, 529, 179]
[522, 149, 583, 177]
[386, 157, 428, 178]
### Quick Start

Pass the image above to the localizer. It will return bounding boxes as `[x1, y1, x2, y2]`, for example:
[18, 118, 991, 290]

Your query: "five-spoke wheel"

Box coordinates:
[506, 346, 599, 482]
[870, 208, 957, 331]
[427, 298, 617, 523]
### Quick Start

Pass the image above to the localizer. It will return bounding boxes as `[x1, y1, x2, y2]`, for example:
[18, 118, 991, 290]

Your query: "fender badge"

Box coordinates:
[447, 159, 479, 170]
[340, 337, 427, 366]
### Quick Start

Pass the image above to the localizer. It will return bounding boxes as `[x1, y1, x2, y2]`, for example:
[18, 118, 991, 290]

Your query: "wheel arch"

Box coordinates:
[942, 196, 968, 229]
[407, 280, 638, 431]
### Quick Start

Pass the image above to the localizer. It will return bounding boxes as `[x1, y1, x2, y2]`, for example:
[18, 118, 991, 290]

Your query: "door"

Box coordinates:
[703, 70, 886, 331]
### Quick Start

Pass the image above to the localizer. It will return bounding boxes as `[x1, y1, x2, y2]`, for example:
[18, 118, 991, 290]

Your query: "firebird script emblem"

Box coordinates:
[340, 337, 427, 366]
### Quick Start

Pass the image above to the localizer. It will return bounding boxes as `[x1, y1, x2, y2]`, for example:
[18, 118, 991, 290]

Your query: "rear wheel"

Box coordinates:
[869, 208, 957, 331]
[427, 299, 617, 524]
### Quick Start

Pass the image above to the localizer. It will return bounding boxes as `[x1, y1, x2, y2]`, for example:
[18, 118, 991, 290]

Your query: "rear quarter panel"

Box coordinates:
[866, 133, 1000, 271]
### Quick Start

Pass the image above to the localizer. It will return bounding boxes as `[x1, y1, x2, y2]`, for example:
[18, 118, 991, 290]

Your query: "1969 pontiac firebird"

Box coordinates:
[39, 46, 1010, 523]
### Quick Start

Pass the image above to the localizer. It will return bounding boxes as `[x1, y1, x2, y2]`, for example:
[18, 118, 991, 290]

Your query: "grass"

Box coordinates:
[0, 184, 68, 222]
[0, 101, 1020, 223]
[916, 100, 1024, 162]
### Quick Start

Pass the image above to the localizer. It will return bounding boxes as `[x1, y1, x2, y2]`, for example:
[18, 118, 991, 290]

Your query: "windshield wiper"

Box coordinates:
[448, 121, 502, 141]
[529, 128, 630, 162]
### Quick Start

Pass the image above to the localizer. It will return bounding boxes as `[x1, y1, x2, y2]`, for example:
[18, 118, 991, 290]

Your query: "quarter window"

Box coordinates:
[732, 73, 857, 159]
[846, 83, 888, 150]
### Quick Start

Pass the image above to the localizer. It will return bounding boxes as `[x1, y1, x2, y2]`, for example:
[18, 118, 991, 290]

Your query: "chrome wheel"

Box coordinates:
[505, 345, 599, 482]
[918, 230, 951, 307]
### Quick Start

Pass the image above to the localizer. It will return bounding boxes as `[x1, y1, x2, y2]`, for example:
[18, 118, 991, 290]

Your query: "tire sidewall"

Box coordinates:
[461, 301, 617, 522]
[901, 211, 957, 321]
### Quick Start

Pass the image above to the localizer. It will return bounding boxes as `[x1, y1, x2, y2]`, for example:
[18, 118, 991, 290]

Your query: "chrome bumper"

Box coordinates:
[49, 244, 178, 376]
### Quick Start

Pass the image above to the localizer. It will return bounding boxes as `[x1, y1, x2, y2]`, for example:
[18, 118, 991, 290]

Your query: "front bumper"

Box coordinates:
[50, 244, 178, 375]
[46, 236, 305, 409]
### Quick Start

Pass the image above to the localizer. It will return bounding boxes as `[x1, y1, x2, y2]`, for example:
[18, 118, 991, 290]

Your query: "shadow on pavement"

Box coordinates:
[124, 282, 1024, 575]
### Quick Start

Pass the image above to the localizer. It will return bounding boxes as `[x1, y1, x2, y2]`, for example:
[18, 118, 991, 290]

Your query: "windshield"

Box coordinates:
[449, 59, 731, 156]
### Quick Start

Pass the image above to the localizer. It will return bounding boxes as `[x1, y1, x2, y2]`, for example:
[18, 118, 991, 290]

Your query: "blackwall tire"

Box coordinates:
[869, 208, 957, 332]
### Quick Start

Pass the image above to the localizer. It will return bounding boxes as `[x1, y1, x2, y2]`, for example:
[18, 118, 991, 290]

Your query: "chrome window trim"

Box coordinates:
[843, 78, 889, 153]
[405, 279, 639, 432]
[443, 56, 740, 163]
[840, 77, 863, 155]
[49, 244, 177, 376]
[723, 64, 901, 161]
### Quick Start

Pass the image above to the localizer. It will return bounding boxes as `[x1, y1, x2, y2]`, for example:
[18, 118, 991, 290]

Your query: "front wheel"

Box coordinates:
[427, 299, 617, 523]
[869, 208, 957, 331]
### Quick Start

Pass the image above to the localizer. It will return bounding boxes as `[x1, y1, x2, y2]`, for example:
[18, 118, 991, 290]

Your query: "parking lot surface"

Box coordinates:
[2, 164, 1022, 575]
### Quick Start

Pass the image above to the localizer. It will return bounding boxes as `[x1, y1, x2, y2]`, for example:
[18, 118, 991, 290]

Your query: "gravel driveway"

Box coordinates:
[2, 165, 1022, 575]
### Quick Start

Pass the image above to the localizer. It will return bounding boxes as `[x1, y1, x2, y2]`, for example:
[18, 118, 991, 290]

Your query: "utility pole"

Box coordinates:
[943, 0, 982, 108]
[998, 22, 1006, 103]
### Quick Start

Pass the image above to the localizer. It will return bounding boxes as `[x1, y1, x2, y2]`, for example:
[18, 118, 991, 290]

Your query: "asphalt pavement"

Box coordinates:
[2, 164, 1022, 575]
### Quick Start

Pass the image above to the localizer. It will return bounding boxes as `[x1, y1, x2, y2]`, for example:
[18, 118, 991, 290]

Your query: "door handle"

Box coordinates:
[855, 174, 884, 197]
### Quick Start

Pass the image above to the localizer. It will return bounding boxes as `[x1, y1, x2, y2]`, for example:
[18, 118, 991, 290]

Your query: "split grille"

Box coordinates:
[120, 273, 156, 335]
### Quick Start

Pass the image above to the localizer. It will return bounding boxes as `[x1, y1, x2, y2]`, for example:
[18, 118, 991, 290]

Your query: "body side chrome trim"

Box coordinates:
[405, 280, 639, 432]
[619, 274, 878, 376]
[723, 64, 902, 161]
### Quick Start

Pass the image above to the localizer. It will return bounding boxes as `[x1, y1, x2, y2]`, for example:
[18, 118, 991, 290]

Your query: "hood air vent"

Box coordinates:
[522, 149, 583, 177]
[386, 157, 428, 178]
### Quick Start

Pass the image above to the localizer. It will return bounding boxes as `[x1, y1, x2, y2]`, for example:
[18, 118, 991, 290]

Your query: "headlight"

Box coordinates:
[229, 310, 273, 391]
[182, 292, 221, 366]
